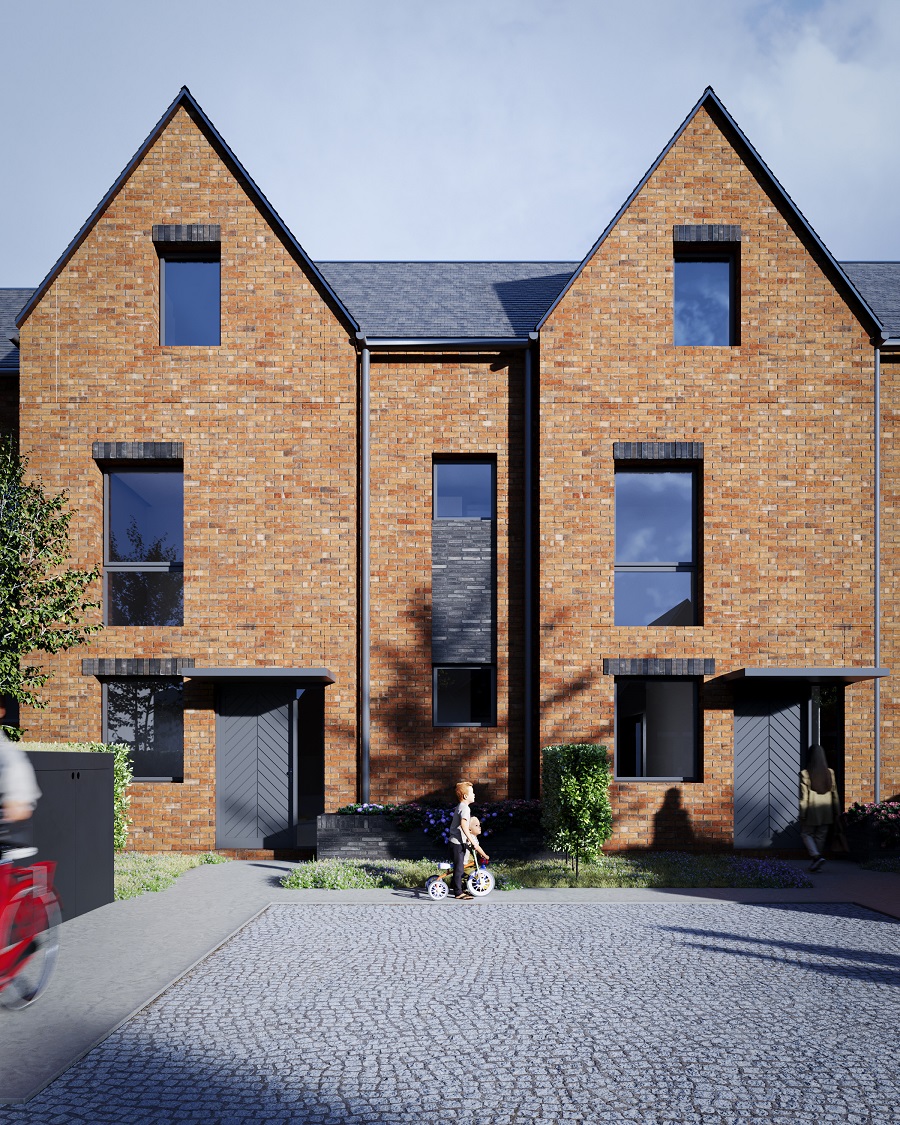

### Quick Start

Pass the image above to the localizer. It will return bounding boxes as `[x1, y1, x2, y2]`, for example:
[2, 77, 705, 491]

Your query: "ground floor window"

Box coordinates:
[103, 677, 184, 780]
[615, 677, 698, 780]
[433, 665, 495, 727]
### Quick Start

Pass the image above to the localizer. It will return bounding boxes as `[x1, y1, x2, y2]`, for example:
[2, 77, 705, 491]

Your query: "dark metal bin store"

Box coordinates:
[21, 751, 115, 921]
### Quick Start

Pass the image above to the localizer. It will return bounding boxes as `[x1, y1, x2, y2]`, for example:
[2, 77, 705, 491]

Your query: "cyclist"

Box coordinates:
[0, 703, 41, 860]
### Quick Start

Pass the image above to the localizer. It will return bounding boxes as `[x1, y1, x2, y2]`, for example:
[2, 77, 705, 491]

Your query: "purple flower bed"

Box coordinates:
[335, 799, 543, 845]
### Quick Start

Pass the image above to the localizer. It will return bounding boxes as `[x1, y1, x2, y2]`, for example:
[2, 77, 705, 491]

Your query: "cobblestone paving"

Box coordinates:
[2, 902, 898, 1124]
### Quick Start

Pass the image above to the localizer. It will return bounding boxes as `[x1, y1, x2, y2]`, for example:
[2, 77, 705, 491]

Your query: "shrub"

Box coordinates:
[541, 743, 612, 876]
[846, 799, 900, 848]
[21, 741, 133, 850]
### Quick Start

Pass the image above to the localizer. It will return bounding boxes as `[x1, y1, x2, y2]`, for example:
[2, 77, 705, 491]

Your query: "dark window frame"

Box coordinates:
[614, 675, 701, 782]
[432, 664, 496, 727]
[432, 456, 496, 520]
[101, 675, 185, 782]
[102, 464, 184, 627]
[673, 243, 740, 347]
[614, 463, 702, 626]
[158, 242, 221, 347]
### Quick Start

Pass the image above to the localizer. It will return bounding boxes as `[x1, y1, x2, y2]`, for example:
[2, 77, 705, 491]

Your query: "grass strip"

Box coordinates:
[114, 851, 228, 900]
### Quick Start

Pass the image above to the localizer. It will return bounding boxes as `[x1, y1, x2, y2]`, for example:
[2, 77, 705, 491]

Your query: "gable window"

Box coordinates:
[616, 677, 698, 780]
[673, 224, 740, 346]
[434, 460, 494, 518]
[433, 665, 495, 727]
[103, 677, 184, 781]
[105, 468, 184, 626]
[154, 224, 221, 346]
[615, 469, 697, 626]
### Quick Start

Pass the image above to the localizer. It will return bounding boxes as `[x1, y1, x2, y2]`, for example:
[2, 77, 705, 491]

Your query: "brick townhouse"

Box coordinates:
[1, 85, 898, 853]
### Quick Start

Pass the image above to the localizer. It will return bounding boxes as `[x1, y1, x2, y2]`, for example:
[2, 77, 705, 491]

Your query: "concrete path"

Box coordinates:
[0, 858, 897, 1113]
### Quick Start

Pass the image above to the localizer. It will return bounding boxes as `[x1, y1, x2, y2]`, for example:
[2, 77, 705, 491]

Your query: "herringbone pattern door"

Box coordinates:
[216, 683, 293, 849]
[734, 692, 804, 848]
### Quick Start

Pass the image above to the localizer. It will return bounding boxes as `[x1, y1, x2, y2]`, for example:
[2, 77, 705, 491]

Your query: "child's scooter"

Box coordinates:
[424, 844, 495, 900]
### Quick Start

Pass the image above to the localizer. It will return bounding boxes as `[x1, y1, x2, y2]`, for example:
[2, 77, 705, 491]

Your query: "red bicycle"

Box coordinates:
[0, 852, 60, 1009]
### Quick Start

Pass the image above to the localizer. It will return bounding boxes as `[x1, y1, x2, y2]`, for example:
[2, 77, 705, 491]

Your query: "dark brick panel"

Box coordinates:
[613, 441, 704, 461]
[316, 814, 554, 861]
[82, 657, 195, 676]
[92, 441, 184, 461]
[151, 224, 221, 243]
[603, 658, 715, 676]
[673, 224, 741, 242]
[431, 519, 495, 663]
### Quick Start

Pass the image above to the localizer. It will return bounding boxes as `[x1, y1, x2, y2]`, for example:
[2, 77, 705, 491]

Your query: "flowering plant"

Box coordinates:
[845, 799, 900, 848]
[336, 799, 543, 845]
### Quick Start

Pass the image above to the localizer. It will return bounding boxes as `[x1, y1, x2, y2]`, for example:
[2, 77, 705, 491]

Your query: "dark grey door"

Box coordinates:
[216, 682, 295, 849]
[734, 689, 807, 848]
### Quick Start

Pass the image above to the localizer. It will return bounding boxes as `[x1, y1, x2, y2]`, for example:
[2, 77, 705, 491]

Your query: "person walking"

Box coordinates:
[799, 743, 840, 873]
[448, 781, 489, 900]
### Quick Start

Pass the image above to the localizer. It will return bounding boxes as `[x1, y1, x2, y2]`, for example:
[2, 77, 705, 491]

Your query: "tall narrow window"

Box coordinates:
[105, 469, 184, 626]
[615, 469, 697, 625]
[616, 678, 698, 780]
[674, 257, 735, 346]
[103, 678, 184, 781]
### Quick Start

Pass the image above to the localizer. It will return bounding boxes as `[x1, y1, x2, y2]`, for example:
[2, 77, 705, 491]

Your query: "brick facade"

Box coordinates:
[8, 88, 895, 853]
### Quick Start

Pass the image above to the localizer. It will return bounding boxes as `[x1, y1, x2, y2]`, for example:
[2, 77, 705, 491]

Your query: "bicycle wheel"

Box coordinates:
[466, 867, 495, 897]
[0, 888, 61, 1010]
[425, 875, 449, 901]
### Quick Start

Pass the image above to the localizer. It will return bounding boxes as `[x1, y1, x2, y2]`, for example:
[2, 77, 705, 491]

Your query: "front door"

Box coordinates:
[216, 681, 296, 849]
[733, 687, 807, 848]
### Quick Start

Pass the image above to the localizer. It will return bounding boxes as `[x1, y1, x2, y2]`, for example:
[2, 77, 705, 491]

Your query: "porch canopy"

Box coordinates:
[722, 667, 888, 684]
[185, 667, 335, 683]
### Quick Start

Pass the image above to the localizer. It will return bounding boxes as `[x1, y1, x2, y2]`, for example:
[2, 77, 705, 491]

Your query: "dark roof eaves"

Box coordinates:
[17, 88, 358, 334]
[537, 86, 884, 339]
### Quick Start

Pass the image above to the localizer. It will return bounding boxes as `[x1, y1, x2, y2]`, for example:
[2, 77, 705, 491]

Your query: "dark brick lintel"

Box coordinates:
[82, 658, 195, 677]
[603, 658, 715, 677]
[151, 224, 221, 243]
[92, 441, 184, 462]
[613, 441, 703, 461]
[673, 224, 741, 243]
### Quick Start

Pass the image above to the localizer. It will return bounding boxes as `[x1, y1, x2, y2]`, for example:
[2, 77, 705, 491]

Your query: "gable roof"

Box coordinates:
[16, 87, 358, 334]
[840, 263, 900, 338]
[537, 86, 883, 340]
[316, 262, 576, 339]
[0, 288, 32, 374]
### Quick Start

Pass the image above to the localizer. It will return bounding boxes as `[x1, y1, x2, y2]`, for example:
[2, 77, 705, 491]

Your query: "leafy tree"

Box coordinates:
[0, 438, 101, 713]
[541, 743, 613, 877]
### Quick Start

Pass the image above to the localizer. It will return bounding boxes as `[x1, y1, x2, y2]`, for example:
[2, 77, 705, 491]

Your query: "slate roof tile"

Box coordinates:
[840, 262, 900, 337]
[0, 288, 33, 374]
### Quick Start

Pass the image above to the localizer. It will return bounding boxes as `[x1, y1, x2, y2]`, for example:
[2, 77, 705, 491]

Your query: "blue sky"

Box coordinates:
[2, 0, 899, 286]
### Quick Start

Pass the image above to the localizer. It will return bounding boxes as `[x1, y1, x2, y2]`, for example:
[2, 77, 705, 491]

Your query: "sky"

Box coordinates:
[2, 0, 900, 287]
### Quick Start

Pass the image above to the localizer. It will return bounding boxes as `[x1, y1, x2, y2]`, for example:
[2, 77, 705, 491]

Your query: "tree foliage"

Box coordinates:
[541, 743, 613, 877]
[0, 438, 101, 709]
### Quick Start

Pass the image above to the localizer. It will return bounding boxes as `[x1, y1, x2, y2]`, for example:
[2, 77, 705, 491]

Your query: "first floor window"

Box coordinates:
[433, 665, 495, 726]
[615, 677, 698, 780]
[615, 469, 697, 625]
[103, 678, 184, 781]
[105, 468, 184, 625]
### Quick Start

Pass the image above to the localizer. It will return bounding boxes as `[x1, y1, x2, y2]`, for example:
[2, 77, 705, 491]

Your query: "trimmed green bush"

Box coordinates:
[20, 741, 133, 851]
[541, 743, 612, 876]
[280, 859, 384, 890]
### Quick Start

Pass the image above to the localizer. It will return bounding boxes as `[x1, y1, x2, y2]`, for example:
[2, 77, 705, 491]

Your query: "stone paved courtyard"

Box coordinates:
[0, 901, 897, 1124]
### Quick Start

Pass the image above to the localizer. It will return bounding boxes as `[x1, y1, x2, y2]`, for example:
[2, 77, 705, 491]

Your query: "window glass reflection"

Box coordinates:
[614, 572, 693, 626]
[108, 571, 184, 627]
[163, 259, 220, 346]
[105, 678, 184, 779]
[615, 472, 693, 564]
[616, 678, 696, 778]
[434, 666, 493, 725]
[434, 462, 493, 518]
[108, 471, 183, 564]
[674, 259, 731, 346]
